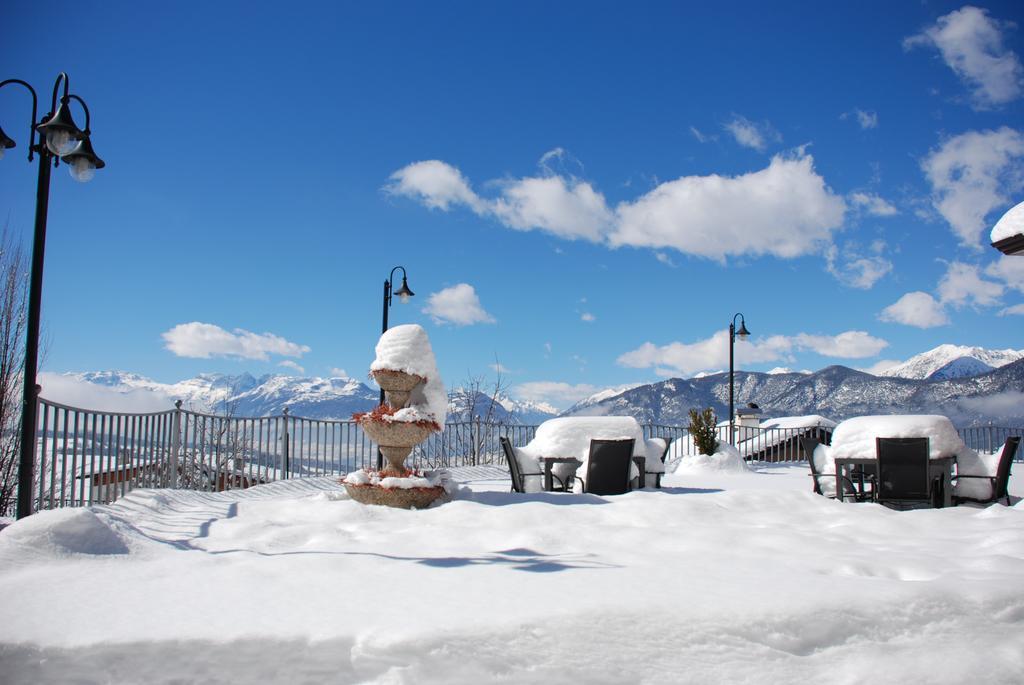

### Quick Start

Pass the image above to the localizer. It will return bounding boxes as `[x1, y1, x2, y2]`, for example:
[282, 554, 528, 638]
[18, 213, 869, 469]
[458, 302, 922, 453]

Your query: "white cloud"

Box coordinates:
[921, 127, 1024, 247]
[423, 283, 496, 326]
[904, 6, 1023, 109]
[39, 372, 173, 413]
[792, 331, 889, 358]
[489, 362, 511, 374]
[611, 152, 847, 260]
[654, 252, 676, 267]
[849, 191, 898, 216]
[616, 329, 886, 376]
[689, 126, 715, 143]
[722, 115, 778, 151]
[617, 331, 787, 375]
[986, 254, 1024, 293]
[162, 322, 310, 360]
[384, 160, 485, 212]
[826, 244, 893, 289]
[957, 391, 1024, 418]
[937, 261, 1004, 308]
[389, 150, 847, 262]
[879, 292, 950, 328]
[512, 381, 602, 408]
[278, 360, 305, 375]
[999, 303, 1024, 316]
[842, 109, 880, 129]
[858, 359, 903, 376]
[580, 312, 596, 322]
[329, 367, 348, 378]
[490, 175, 613, 241]
[856, 109, 878, 129]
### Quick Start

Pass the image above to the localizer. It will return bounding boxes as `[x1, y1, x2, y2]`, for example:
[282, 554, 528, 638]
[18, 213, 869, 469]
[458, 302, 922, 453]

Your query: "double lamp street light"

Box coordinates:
[1, 72, 104, 519]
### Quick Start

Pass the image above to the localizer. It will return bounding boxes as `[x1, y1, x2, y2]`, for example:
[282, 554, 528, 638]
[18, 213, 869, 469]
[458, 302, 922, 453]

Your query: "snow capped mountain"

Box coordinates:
[60, 372, 558, 424]
[562, 383, 650, 416]
[559, 360, 1024, 427]
[496, 396, 559, 423]
[446, 389, 558, 424]
[62, 371, 379, 419]
[879, 345, 1024, 381]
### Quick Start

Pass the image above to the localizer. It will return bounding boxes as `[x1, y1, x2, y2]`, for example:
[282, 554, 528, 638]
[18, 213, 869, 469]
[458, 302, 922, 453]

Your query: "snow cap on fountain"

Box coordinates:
[371, 324, 446, 426]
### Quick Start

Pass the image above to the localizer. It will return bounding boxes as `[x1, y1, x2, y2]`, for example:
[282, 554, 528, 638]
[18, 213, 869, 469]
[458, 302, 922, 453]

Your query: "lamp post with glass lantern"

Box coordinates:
[1, 72, 104, 518]
[728, 313, 750, 445]
[376, 266, 414, 469]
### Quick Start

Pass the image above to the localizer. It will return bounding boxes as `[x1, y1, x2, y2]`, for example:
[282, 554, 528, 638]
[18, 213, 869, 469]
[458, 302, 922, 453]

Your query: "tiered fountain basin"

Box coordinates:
[343, 366, 446, 509]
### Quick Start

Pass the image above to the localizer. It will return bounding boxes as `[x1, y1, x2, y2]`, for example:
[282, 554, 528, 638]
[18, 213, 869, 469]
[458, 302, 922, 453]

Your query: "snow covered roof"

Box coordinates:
[759, 415, 837, 430]
[991, 200, 1024, 255]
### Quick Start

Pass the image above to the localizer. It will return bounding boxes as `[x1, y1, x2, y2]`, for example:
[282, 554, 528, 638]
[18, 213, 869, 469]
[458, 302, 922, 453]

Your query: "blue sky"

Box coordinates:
[2, 1, 1023, 409]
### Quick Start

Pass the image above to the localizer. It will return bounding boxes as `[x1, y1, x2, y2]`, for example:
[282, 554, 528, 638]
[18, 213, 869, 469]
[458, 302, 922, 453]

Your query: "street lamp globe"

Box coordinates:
[60, 135, 104, 183]
[36, 99, 83, 156]
[45, 128, 78, 156]
[736, 319, 751, 340]
[394, 275, 414, 303]
[67, 155, 95, 182]
[0, 125, 14, 160]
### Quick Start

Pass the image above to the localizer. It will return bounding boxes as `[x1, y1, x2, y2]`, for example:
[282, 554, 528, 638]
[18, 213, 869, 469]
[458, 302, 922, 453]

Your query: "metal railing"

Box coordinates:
[17, 398, 545, 513]
[956, 425, 1023, 454]
[11, 397, 1024, 516]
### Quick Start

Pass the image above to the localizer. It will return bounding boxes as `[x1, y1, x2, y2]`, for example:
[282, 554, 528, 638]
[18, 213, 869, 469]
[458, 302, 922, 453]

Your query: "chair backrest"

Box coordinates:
[876, 437, 930, 501]
[801, 436, 823, 495]
[500, 436, 526, 493]
[993, 436, 1020, 501]
[585, 438, 635, 495]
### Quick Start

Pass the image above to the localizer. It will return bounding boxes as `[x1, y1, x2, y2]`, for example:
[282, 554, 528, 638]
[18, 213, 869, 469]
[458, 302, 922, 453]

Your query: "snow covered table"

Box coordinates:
[830, 415, 972, 507]
[520, 416, 664, 490]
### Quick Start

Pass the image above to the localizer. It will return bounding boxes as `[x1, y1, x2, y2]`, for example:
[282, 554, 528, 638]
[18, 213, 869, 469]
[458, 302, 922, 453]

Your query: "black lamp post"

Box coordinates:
[728, 312, 750, 445]
[2, 73, 104, 519]
[377, 266, 414, 468]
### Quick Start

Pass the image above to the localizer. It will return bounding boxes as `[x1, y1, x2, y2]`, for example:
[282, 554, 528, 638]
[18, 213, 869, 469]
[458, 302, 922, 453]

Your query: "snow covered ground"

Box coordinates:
[1, 464, 1022, 684]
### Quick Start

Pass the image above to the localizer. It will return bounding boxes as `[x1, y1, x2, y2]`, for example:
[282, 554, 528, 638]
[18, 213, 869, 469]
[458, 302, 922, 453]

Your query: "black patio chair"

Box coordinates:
[582, 438, 635, 496]
[801, 436, 866, 501]
[499, 436, 572, 493]
[875, 437, 936, 509]
[952, 436, 1019, 506]
[646, 437, 672, 489]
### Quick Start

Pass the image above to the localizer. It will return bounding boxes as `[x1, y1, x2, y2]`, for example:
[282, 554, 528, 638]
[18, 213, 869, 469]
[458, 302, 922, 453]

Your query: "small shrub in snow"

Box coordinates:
[688, 408, 719, 456]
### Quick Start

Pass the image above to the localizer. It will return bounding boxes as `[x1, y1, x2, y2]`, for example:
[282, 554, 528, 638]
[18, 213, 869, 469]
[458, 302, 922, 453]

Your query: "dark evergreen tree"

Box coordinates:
[688, 407, 719, 456]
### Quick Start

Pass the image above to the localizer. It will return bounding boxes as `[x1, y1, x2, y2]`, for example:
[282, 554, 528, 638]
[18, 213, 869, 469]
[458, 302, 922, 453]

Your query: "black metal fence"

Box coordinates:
[8, 397, 1023, 516]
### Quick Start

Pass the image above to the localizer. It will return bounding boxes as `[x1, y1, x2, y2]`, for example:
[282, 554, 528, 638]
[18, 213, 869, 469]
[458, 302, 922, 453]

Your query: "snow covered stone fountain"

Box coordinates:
[343, 324, 449, 509]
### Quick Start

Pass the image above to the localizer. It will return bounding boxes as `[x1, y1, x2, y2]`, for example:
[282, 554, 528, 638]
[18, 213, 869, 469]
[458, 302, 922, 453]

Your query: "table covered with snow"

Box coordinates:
[519, 416, 665, 488]
[830, 414, 973, 461]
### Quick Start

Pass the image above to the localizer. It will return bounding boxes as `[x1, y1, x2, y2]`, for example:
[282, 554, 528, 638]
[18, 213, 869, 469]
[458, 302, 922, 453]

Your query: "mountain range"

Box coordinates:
[68, 371, 559, 424]
[564, 360, 1024, 427]
[877, 344, 1024, 381]
[60, 344, 1024, 427]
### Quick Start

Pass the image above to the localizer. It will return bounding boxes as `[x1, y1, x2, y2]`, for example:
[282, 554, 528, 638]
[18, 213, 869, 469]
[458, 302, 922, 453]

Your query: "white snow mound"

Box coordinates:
[0, 508, 128, 556]
[672, 442, 750, 474]
[370, 324, 446, 426]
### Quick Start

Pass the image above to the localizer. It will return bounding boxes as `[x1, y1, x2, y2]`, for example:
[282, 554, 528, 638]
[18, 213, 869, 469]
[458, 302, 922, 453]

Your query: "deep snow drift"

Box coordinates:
[0, 464, 1022, 684]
